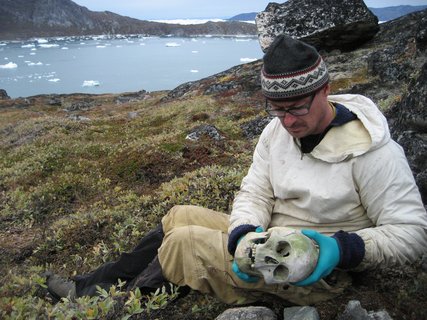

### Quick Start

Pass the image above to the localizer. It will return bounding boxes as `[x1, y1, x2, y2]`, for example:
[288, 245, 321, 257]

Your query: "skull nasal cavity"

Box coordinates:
[264, 256, 279, 264]
[276, 241, 291, 257]
[274, 265, 289, 281]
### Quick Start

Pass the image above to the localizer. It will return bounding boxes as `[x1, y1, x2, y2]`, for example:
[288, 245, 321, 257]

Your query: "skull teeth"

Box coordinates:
[250, 243, 258, 266]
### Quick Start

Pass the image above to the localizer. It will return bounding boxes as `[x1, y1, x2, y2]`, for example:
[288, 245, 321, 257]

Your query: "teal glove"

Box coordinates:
[232, 261, 259, 283]
[232, 226, 264, 283]
[293, 229, 340, 287]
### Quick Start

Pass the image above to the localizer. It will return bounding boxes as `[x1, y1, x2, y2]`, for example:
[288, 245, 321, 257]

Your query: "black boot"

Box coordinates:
[128, 256, 191, 299]
[73, 224, 164, 297]
[45, 271, 76, 302]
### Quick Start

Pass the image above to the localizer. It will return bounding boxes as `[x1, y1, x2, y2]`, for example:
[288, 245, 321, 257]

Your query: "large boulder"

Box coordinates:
[386, 62, 427, 204]
[256, 0, 379, 52]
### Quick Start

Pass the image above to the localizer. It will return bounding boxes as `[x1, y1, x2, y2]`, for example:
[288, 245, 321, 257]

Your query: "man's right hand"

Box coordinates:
[232, 261, 260, 283]
[231, 226, 264, 283]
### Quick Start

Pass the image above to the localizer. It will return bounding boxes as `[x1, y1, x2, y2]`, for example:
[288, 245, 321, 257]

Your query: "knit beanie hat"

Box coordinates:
[261, 35, 329, 100]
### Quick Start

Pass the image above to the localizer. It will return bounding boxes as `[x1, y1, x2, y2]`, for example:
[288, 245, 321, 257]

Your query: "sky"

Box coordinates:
[71, 0, 427, 20]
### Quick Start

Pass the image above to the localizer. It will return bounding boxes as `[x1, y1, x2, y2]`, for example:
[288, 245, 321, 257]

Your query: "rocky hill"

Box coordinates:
[0, 4, 426, 320]
[229, 5, 427, 22]
[0, 0, 256, 40]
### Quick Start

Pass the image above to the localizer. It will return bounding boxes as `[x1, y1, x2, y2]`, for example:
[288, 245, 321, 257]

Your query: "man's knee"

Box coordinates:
[162, 205, 229, 234]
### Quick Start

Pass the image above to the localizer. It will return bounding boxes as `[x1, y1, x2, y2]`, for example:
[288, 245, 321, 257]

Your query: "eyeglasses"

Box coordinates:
[265, 93, 316, 117]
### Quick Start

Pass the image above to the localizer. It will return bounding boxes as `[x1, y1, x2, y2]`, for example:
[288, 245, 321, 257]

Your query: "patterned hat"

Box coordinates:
[261, 35, 329, 100]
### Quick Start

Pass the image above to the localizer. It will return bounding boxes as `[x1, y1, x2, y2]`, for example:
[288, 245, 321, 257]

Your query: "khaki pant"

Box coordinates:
[158, 205, 350, 305]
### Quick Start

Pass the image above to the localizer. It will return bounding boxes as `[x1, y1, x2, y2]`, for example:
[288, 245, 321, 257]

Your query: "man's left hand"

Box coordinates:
[292, 229, 340, 286]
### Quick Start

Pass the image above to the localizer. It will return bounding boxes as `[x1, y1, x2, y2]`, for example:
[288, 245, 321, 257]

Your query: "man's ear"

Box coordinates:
[323, 83, 331, 96]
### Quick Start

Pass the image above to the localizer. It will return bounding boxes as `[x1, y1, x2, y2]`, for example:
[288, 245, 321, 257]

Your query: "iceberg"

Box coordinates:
[0, 62, 18, 69]
[82, 80, 100, 87]
[165, 42, 181, 47]
[27, 62, 43, 66]
[39, 44, 60, 48]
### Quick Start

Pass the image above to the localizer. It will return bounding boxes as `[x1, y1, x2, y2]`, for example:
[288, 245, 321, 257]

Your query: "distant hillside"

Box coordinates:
[228, 5, 427, 22]
[0, 0, 256, 40]
[228, 12, 257, 21]
[369, 5, 427, 21]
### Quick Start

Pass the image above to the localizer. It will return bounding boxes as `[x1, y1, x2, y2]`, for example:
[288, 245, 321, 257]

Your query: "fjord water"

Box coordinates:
[0, 36, 263, 98]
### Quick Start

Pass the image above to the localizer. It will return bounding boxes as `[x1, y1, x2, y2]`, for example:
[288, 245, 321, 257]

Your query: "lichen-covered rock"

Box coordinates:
[386, 61, 427, 203]
[256, 0, 379, 52]
[0, 89, 10, 100]
[215, 306, 277, 320]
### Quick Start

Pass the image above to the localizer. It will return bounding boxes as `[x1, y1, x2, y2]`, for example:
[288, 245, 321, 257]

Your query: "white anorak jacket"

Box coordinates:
[229, 94, 427, 270]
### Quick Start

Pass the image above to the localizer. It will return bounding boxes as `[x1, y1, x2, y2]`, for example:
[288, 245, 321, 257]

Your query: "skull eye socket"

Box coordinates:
[276, 241, 290, 257]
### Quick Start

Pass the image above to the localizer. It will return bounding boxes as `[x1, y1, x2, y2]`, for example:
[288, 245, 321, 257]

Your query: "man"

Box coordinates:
[47, 35, 427, 306]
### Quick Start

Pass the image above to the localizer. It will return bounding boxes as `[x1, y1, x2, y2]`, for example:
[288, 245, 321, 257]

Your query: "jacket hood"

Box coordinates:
[309, 94, 391, 163]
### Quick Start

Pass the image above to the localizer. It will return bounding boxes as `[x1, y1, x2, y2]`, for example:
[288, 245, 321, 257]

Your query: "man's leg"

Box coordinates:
[47, 224, 164, 299]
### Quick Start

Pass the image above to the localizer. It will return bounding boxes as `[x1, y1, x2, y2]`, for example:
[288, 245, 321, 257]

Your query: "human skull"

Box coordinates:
[234, 227, 318, 284]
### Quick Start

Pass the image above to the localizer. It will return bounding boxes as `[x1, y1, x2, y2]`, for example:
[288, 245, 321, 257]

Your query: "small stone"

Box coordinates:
[215, 306, 277, 320]
[283, 306, 320, 320]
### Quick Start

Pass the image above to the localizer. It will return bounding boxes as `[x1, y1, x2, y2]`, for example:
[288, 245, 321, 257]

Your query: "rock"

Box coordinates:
[241, 116, 273, 139]
[127, 111, 139, 119]
[256, 0, 379, 52]
[215, 306, 277, 320]
[67, 114, 90, 121]
[115, 90, 149, 104]
[386, 61, 427, 203]
[282, 306, 320, 320]
[186, 124, 224, 141]
[64, 100, 95, 111]
[421, 254, 427, 272]
[337, 300, 369, 319]
[337, 300, 392, 320]
[48, 96, 62, 106]
[0, 89, 10, 100]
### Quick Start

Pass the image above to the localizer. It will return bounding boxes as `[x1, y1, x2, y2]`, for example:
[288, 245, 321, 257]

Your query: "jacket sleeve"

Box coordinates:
[353, 140, 427, 270]
[228, 121, 276, 235]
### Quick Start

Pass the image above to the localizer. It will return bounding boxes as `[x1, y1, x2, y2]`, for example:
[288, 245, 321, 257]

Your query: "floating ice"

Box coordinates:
[61, 47, 69, 50]
[30, 53, 36, 55]
[165, 42, 181, 47]
[21, 44, 35, 48]
[39, 44, 60, 48]
[192, 51, 199, 53]
[0, 62, 18, 69]
[48, 78, 61, 82]
[96, 45, 106, 48]
[27, 62, 43, 66]
[240, 57, 257, 63]
[82, 80, 100, 87]
[37, 38, 48, 44]
[151, 18, 225, 25]
[190, 70, 199, 73]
